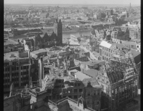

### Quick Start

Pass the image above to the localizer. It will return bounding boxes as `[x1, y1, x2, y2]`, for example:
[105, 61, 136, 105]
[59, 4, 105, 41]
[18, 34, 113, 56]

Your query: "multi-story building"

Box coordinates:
[99, 40, 131, 62]
[4, 49, 31, 94]
[29, 72, 102, 111]
[28, 88, 100, 111]
[62, 79, 85, 100]
[4, 39, 21, 53]
[76, 57, 138, 111]
[83, 81, 102, 111]
[112, 37, 139, 50]
[99, 40, 114, 62]
[95, 60, 138, 111]
[4, 93, 31, 111]
[30, 49, 48, 86]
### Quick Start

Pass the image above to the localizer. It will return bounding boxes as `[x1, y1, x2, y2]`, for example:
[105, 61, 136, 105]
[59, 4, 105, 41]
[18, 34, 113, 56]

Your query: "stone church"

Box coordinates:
[34, 19, 63, 49]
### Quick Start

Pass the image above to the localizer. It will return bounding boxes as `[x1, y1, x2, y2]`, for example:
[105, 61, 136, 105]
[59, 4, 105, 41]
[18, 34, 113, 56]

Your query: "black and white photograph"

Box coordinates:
[4, 0, 140, 111]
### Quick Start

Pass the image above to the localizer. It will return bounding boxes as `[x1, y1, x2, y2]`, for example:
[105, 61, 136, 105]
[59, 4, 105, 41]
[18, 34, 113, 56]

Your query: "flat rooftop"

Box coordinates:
[30, 48, 50, 58]
[4, 51, 19, 61]
[4, 39, 18, 46]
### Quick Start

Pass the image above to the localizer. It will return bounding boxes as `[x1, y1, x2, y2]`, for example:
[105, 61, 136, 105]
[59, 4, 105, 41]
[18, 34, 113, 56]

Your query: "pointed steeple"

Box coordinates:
[43, 33, 49, 42]
[35, 34, 42, 42]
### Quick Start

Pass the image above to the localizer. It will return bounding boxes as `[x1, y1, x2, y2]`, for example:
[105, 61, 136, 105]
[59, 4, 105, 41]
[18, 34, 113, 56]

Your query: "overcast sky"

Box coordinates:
[4, 0, 140, 5]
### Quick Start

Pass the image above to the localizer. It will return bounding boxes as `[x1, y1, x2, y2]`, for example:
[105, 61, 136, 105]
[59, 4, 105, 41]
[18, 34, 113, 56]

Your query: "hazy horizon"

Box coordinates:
[4, 0, 140, 6]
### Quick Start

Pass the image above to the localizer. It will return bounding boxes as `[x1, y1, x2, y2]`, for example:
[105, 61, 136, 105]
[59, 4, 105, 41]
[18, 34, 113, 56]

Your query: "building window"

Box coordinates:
[5, 67, 10, 72]
[87, 101, 90, 105]
[4, 63, 9, 66]
[78, 83, 80, 87]
[115, 89, 117, 94]
[97, 101, 100, 105]
[79, 89, 82, 93]
[74, 89, 77, 93]
[74, 95, 77, 99]
[87, 93, 90, 96]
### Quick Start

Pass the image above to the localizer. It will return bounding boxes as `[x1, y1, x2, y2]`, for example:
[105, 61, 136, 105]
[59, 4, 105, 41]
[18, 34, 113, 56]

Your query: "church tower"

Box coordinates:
[57, 19, 63, 45]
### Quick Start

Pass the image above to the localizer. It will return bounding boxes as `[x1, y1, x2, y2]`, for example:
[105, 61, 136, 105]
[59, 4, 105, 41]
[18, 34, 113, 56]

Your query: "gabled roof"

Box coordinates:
[42, 33, 49, 41]
[51, 32, 57, 39]
[35, 34, 42, 41]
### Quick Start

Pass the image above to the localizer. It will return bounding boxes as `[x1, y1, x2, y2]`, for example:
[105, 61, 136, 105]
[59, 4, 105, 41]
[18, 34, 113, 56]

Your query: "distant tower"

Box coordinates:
[57, 19, 63, 45]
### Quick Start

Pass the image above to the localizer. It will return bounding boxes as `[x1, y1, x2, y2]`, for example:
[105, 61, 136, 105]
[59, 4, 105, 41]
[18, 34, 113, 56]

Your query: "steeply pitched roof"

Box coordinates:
[106, 60, 128, 84]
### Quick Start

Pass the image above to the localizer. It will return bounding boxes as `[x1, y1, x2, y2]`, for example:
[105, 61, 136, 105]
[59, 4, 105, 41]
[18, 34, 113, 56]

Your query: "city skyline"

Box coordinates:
[4, 0, 140, 6]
